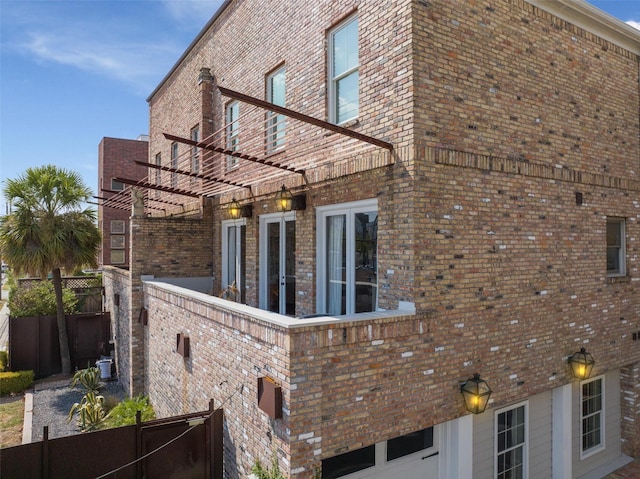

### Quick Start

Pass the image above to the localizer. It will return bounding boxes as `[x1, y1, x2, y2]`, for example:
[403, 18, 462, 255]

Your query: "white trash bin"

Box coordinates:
[96, 359, 112, 379]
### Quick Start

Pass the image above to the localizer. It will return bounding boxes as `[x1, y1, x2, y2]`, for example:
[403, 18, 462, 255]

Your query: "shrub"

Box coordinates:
[70, 366, 102, 394]
[0, 350, 7, 372]
[101, 395, 155, 429]
[251, 454, 285, 479]
[8, 281, 77, 317]
[0, 370, 34, 395]
[68, 391, 106, 432]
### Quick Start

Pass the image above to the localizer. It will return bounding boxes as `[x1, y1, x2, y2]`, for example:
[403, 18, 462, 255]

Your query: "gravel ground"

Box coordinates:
[31, 377, 125, 441]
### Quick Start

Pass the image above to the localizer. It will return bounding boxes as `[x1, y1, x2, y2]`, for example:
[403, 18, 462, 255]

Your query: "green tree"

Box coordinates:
[0, 165, 101, 374]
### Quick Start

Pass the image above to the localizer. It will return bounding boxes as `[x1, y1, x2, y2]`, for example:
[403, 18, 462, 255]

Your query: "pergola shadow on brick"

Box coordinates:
[102, 86, 393, 214]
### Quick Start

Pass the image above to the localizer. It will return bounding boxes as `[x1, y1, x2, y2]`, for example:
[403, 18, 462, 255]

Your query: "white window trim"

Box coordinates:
[328, 14, 359, 125]
[316, 198, 378, 315]
[266, 66, 286, 153]
[191, 126, 200, 174]
[494, 401, 529, 479]
[221, 218, 246, 294]
[606, 217, 626, 277]
[580, 375, 606, 460]
[226, 101, 240, 169]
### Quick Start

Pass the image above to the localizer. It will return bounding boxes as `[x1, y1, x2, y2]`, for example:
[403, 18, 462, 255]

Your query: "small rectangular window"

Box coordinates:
[111, 179, 124, 191]
[110, 235, 125, 249]
[266, 66, 286, 153]
[110, 250, 125, 264]
[387, 427, 434, 461]
[110, 220, 125, 234]
[328, 14, 359, 124]
[191, 126, 200, 174]
[321, 445, 375, 479]
[581, 377, 604, 457]
[226, 101, 240, 169]
[606, 217, 625, 276]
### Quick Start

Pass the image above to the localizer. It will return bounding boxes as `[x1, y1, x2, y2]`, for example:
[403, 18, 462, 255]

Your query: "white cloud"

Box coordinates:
[626, 20, 640, 31]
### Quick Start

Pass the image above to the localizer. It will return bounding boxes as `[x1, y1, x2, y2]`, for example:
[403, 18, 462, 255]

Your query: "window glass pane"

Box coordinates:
[581, 378, 603, 453]
[354, 211, 377, 313]
[111, 220, 125, 234]
[267, 67, 286, 152]
[111, 235, 125, 249]
[497, 405, 526, 479]
[110, 250, 125, 264]
[285, 221, 295, 316]
[326, 215, 346, 315]
[336, 71, 359, 124]
[387, 427, 434, 461]
[332, 18, 358, 77]
[227, 102, 240, 167]
[191, 127, 200, 174]
[321, 445, 375, 479]
[267, 222, 281, 313]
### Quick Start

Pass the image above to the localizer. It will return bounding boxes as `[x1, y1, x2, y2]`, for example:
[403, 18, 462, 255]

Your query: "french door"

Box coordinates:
[260, 212, 296, 315]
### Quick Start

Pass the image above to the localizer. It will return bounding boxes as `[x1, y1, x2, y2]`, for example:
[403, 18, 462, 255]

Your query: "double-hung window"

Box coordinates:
[266, 66, 286, 153]
[606, 217, 626, 276]
[328, 14, 359, 124]
[495, 403, 527, 479]
[155, 152, 162, 198]
[581, 376, 604, 457]
[190, 126, 200, 174]
[317, 199, 377, 315]
[170, 142, 178, 188]
[226, 101, 240, 169]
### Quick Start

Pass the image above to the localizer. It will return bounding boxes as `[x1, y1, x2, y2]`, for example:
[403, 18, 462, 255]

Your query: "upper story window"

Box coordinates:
[266, 66, 286, 153]
[111, 179, 124, 191]
[606, 217, 626, 276]
[170, 142, 178, 188]
[581, 376, 604, 458]
[191, 126, 200, 174]
[328, 14, 359, 125]
[226, 101, 240, 169]
[155, 152, 161, 197]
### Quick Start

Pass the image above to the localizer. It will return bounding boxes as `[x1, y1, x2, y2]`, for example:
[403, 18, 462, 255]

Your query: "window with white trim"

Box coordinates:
[266, 66, 286, 153]
[222, 219, 246, 303]
[581, 376, 604, 457]
[191, 126, 200, 174]
[328, 14, 359, 124]
[495, 402, 527, 479]
[606, 217, 626, 276]
[111, 179, 124, 191]
[110, 220, 125, 234]
[155, 152, 161, 198]
[171, 142, 178, 188]
[317, 199, 377, 315]
[226, 101, 240, 169]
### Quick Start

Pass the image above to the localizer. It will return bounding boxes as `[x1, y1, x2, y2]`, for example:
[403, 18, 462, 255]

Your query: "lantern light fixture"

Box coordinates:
[275, 185, 293, 213]
[568, 347, 595, 381]
[228, 198, 241, 220]
[460, 373, 492, 414]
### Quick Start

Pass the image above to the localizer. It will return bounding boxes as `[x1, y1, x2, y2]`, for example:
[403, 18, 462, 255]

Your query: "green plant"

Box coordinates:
[0, 370, 34, 395]
[0, 350, 8, 372]
[251, 454, 285, 479]
[70, 366, 102, 394]
[68, 391, 107, 432]
[8, 281, 78, 317]
[101, 395, 155, 429]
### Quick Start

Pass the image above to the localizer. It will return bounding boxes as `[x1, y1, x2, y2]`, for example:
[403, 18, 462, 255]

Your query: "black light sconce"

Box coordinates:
[568, 347, 595, 380]
[460, 373, 492, 414]
[228, 198, 252, 219]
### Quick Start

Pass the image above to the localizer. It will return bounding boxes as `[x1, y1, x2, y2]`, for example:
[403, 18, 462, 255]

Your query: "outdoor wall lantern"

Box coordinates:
[568, 347, 595, 380]
[275, 185, 293, 213]
[460, 373, 492, 414]
[228, 198, 241, 219]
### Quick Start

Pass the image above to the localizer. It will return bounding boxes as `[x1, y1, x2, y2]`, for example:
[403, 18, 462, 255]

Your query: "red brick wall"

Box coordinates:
[98, 137, 149, 267]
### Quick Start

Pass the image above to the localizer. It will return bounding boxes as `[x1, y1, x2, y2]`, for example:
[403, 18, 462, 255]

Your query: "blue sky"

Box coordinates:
[1, 1, 639, 211]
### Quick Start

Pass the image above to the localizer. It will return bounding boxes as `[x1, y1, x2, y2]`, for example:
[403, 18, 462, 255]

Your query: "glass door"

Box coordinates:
[260, 212, 296, 315]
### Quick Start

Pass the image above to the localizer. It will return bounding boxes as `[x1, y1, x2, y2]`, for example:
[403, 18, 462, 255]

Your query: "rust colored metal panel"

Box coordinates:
[257, 376, 283, 419]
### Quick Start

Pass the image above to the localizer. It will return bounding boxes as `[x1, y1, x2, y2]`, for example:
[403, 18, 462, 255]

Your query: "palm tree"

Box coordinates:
[0, 165, 101, 374]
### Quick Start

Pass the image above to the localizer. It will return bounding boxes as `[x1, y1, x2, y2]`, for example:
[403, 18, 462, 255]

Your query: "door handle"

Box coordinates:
[421, 451, 439, 460]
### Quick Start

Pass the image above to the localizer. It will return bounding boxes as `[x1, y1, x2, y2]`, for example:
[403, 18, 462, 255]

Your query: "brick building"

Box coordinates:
[103, 1, 640, 478]
[97, 136, 149, 268]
